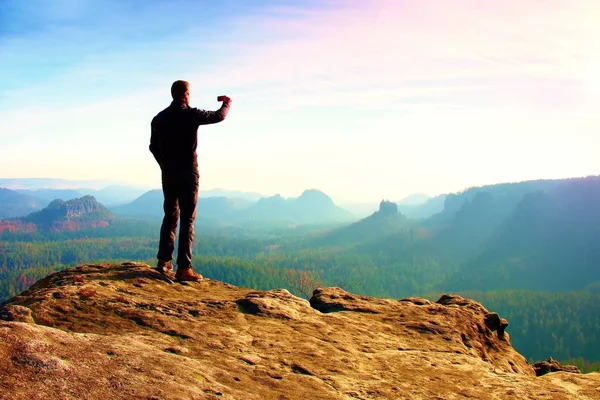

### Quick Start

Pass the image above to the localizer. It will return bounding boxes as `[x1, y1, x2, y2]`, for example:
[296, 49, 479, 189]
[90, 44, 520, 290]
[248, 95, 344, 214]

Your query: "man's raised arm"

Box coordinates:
[194, 96, 231, 125]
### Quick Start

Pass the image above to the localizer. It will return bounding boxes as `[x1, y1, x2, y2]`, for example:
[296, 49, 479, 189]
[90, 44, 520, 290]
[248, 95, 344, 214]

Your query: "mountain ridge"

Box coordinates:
[113, 188, 354, 225]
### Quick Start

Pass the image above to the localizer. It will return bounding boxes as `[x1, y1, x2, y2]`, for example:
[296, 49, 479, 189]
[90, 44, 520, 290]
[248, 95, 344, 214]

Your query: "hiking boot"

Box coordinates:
[175, 267, 203, 282]
[156, 260, 174, 275]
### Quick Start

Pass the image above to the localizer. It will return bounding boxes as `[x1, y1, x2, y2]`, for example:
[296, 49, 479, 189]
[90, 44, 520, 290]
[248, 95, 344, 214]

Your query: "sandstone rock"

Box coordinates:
[0, 305, 34, 323]
[533, 357, 582, 376]
[0, 262, 598, 399]
[236, 289, 316, 320]
[399, 297, 433, 306]
[484, 312, 509, 339]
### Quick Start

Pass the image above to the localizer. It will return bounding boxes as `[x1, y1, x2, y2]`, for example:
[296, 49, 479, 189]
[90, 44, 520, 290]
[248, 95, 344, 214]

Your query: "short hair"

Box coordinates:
[171, 80, 190, 100]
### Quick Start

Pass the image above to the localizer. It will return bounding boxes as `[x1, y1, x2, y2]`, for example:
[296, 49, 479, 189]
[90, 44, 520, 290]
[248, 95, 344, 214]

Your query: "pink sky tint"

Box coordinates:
[204, 0, 600, 112]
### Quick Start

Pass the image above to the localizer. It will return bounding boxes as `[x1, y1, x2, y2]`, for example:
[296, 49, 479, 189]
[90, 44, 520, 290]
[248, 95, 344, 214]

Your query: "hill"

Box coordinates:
[241, 189, 353, 224]
[111, 189, 170, 219]
[1, 262, 598, 399]
[316, 200, 411, 246]
[425, 177, 587, 228]
[0, 188, 46, 218]
[111, 190, 248, 221]
[446, 176, 600, 292]
[114, 189, 354, 225]
[0, 195, 114, 233]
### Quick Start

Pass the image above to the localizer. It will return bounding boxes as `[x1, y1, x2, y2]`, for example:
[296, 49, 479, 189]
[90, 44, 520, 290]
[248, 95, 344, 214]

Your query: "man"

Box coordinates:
[150, 80, 231, 281]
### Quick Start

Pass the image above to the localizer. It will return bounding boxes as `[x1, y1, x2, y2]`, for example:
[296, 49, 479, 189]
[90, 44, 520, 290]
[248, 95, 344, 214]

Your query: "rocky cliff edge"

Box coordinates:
[1, 262, 598, 399]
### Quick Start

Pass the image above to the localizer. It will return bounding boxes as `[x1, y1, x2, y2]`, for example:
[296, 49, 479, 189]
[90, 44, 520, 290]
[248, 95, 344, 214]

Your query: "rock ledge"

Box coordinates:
[1, 262, 598, 400]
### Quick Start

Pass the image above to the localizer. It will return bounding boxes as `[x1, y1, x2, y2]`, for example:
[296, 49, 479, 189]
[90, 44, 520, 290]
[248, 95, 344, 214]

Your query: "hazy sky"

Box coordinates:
[1, 0, 599, 202]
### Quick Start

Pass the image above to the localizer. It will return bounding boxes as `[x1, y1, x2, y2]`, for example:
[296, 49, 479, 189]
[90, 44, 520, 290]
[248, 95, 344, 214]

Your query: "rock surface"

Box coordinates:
[0, 262, 598, 399]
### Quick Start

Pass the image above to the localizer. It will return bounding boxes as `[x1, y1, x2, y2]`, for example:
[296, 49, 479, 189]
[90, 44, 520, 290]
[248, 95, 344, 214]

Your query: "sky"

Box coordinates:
[1, 0, 599, 203]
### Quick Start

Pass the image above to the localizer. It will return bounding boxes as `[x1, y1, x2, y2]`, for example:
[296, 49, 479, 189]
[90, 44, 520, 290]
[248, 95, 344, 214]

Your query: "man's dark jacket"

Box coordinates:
[150, 100, 230, 172]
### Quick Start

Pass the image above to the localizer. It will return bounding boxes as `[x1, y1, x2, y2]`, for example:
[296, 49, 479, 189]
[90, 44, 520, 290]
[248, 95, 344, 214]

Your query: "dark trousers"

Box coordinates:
[157, 168, 199, 269]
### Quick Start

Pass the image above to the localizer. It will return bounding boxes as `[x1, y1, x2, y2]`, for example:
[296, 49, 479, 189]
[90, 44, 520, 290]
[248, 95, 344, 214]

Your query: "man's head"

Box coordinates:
[171, 80, 190, 104]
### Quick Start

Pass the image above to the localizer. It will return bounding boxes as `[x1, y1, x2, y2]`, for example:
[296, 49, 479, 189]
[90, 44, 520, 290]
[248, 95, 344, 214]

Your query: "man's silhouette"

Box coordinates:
[150, 80, 231, 281]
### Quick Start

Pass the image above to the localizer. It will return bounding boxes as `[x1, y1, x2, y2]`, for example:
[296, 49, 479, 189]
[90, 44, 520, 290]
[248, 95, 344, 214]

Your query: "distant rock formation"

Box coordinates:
[41, 195, 106, 219]
[317, 199, 409, 246]
[1, 263, 598, 399]
[377, 199, 399, 216]
[0, 195, 114, 233]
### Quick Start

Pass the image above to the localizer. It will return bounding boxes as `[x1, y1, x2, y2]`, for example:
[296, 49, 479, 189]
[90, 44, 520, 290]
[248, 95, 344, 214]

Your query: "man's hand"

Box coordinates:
[217, 95, 231, 103]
